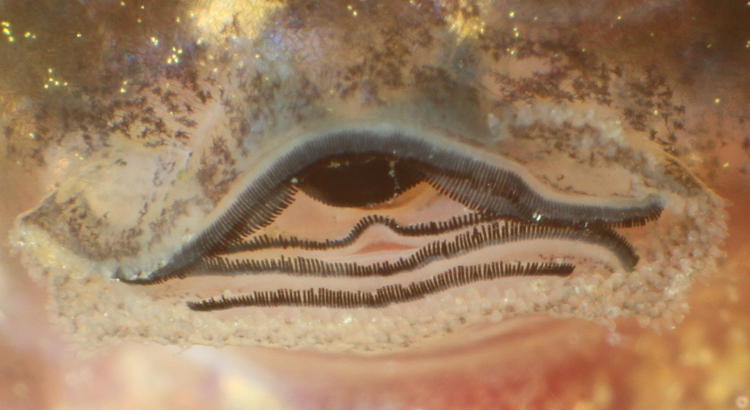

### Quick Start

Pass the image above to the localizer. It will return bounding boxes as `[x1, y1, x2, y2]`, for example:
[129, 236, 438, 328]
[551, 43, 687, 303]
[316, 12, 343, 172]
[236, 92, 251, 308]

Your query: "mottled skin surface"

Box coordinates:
[0, 0, 749, 408]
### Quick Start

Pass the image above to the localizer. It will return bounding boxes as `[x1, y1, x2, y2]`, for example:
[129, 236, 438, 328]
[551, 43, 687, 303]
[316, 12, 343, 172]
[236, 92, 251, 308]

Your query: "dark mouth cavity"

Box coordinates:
[293, 152, 425, 207]
[116, 131, 663, 309]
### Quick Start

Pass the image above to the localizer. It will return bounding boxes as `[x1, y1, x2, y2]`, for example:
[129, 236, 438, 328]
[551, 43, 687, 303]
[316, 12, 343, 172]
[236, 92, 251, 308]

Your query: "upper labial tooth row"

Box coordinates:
[116, 183, 298, 284]
[421, 161, 663, 229]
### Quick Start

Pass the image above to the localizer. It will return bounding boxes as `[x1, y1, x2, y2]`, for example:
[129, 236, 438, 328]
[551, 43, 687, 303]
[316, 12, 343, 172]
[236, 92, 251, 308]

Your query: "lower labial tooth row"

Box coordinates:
[187, 261, 575, 310]
[188, 221, 635, 278]
[175, 197, 724, 349]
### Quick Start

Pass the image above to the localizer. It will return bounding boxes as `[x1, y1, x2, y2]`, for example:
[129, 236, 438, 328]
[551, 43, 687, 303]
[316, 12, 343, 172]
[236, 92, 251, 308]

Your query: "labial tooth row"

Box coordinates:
[223, 212, 498, 253]
[425, 169, 663, 229]
[186, 219, 637, 279]
[186, 261, 575, 310]
[116, 184, 298, 284]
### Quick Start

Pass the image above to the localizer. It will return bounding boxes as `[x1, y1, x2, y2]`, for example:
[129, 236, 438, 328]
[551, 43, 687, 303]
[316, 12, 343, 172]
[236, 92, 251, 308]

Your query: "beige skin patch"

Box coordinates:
[5, 0, 728, 353]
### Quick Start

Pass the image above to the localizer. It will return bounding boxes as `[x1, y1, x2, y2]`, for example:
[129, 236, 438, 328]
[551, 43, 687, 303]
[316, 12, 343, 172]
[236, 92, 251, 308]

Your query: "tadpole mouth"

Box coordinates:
[115, 129, 663, 311]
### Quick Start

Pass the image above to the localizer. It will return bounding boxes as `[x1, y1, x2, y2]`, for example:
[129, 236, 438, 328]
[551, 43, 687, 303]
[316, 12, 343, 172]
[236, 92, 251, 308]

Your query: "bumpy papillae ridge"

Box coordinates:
[187, 261, 574, 310]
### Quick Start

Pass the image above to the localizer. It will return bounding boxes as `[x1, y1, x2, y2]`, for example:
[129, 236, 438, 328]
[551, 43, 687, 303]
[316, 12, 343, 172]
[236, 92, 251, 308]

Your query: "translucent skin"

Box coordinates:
[0, 0, 748, 409]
